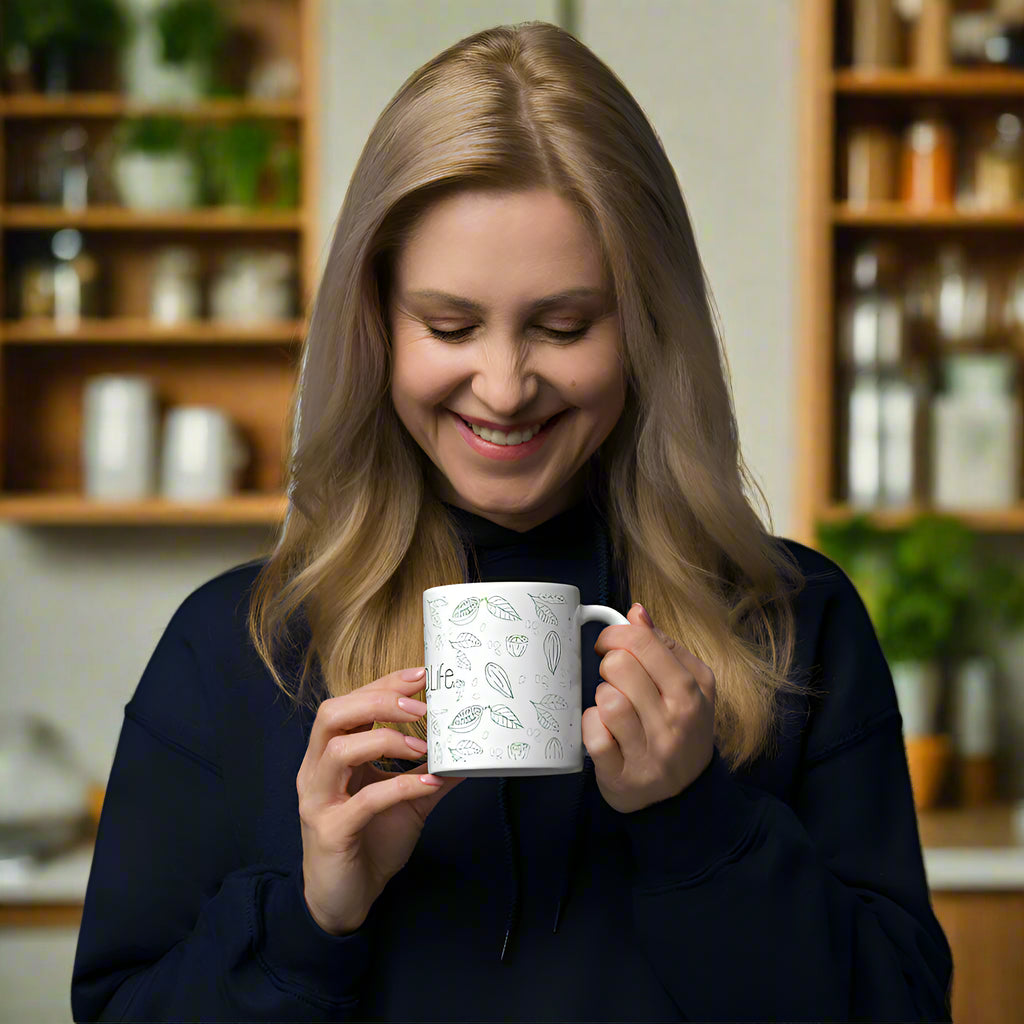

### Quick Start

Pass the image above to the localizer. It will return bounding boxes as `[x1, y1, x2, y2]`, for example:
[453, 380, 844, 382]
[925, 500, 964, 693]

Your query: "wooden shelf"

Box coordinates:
[834, 68, 1024, 96]
[817, 504, 1024, 532]
[0, 493, 288, 525]
[834, 202, 1024, 227]
[0, 94, 303, 120]
[0, 903, 82, 928]
[2, 206, 303, 231]
[1, 318, 306, 345]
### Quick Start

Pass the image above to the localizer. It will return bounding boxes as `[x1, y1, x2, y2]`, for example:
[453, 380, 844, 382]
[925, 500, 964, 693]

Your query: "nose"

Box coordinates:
[470, 338, 539, 418]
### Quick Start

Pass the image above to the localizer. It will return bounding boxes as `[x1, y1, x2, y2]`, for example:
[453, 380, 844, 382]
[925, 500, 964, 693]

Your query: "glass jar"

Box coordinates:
[844, 368, 925, 507]
[934, 244, 992, 345]
[901, 115, 956, 207]
[838, 242, 907, 368]
[150, 247, 202, 325]
[930, 352, 1021, 508]
[974, 113, 1023, 210]
[50, 228, 101, 329]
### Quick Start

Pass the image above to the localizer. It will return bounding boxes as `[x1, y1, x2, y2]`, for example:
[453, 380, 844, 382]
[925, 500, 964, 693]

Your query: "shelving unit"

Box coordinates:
[0, 0, 319, 526]
[795, 0, 1024, 543]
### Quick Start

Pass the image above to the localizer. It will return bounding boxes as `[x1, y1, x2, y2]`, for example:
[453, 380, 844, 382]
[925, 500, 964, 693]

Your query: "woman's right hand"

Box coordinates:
[297, 666, 461, 935]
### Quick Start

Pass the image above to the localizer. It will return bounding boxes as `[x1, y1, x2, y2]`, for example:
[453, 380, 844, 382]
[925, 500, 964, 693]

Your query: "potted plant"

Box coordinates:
[120, 0, 225, 102]
[200, 121, 274, 207]
[815, 513, 1024, 808]
[113, 117, 199, 210]
[2, 0, 127, 93]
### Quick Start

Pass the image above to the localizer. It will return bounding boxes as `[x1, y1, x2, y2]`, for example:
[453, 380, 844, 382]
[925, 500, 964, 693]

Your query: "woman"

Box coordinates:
[72, 22, 952, 1022]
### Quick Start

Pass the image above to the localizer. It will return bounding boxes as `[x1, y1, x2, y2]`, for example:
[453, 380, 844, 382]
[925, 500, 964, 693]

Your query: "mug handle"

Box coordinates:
[578, 604, 629, 627]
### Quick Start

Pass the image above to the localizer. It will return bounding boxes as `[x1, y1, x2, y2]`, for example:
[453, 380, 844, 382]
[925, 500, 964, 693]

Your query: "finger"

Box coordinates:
[593, 680, 646, 759]
[337, 768, 464, 836]
[299, 668, 427, 789]
[306, 728, 430, 804]
[597, 646, 664, 728]
[582, 705, 624, 777]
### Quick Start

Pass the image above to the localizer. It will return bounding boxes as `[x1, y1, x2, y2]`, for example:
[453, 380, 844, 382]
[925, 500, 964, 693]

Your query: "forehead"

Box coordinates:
[394, 188, 607, 293]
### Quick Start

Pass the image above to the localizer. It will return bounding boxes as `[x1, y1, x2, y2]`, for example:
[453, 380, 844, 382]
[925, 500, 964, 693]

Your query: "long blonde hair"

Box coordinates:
[250, 21, 807, 769]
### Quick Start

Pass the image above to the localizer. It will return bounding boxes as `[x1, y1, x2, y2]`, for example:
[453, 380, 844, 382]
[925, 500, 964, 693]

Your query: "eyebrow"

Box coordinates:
[403, 287, 611, 317]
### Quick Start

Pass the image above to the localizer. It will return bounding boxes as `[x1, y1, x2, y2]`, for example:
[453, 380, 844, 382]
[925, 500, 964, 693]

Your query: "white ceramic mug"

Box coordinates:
[82, 375, 158, 499]
[422, 582, 628, 777]
[160, 406, 248, 501]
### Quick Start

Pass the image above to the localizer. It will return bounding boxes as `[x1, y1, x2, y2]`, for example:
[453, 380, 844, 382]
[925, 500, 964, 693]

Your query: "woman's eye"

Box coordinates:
[427, 325, 475, 341]
[539, 323, 589, 342]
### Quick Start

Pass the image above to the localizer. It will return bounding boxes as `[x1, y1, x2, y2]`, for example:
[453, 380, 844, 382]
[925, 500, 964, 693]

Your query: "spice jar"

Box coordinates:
[845, 125, 899, 205]
[974, 113, 1024, 210]
[851, 0, 902, 68]
[50, 228, 100, 329]
[838, 242, 907, 367]
[931, 352, 1021, 508]
[901, 114, 955, 207]
[906, 0, 952, 73]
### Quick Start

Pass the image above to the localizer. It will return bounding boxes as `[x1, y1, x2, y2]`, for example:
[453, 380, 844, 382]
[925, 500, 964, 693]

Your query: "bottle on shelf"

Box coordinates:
[904, 0, 952, 74]
[901, 111, 956, 208]
[839, 241, 908, 367]
[934, 244, 994, 346]
[930, 352, 1022, 509]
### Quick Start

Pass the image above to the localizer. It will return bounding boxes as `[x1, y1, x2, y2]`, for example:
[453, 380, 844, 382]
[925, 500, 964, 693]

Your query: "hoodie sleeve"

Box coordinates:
[617, 556, 953, 1022]
[71, 598, 370, 1022]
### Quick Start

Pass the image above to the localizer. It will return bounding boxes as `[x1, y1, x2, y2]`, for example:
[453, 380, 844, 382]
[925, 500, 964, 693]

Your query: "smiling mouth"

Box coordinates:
[454, 412, 564, 447]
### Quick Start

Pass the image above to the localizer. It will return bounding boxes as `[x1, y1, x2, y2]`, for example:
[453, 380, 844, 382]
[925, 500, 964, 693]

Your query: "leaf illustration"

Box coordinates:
[456, 649, 471, 670]
[531, 701, 560, 731]
[537, 693, 568, 710]
[450, 597, 481, 624]
[543, 630, 561, 674]
[450, 632, 482, 649]
[449, 739, 483, 760]
[529, 595, 559, 625]
[427, 597, 447, 627]
[505, 634, 529, 657]
[485, 595, 522, 621]
[545, 737, 563, 760]
[534, 593, 566, 604]
[488, 704, 523, 730]
[484, 661, 513, 700]
[508, 741, 531, 760]
[449, 706, 484, 732]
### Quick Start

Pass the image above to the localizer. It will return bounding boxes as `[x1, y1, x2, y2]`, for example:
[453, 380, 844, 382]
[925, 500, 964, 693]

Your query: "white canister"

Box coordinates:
[951, 657, 998, 757]
[114, 151, 199, 211]
[160, 406, 248, 502]
[150, 247, 202, 325]
[82, 375, 159, 500]
[931, 353, 1021, 509]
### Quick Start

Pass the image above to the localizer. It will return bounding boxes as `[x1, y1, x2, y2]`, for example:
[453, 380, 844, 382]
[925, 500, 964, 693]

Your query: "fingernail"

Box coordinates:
[634, 603, 654, 628]
[404, 735, 428, 753]
[400, 667, 425, 681]
[419, 774, 443, 787]
[398, 697, 428, 715]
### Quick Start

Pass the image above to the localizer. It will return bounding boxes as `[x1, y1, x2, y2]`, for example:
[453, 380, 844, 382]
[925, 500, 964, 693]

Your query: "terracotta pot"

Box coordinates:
[905, 734, 951, 810]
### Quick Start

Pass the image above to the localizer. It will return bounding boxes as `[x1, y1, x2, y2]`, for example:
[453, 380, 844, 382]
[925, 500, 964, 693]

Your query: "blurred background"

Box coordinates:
[1, 1, 1023, 1020]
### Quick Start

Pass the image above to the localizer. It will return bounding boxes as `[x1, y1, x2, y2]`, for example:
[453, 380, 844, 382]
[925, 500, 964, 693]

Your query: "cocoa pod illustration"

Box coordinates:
[543, 630, 561, 674]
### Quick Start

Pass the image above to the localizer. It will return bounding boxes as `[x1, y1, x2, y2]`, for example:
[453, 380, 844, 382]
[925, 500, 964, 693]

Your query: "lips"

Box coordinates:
[449, 410, 564, 461]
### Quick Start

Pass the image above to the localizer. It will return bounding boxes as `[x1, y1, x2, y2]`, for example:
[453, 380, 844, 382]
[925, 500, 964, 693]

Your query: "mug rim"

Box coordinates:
[423, 581, 582, 600]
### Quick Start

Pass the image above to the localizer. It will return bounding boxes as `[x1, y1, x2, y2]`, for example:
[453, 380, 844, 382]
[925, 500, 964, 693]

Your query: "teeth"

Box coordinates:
[468, 420, 544, 445]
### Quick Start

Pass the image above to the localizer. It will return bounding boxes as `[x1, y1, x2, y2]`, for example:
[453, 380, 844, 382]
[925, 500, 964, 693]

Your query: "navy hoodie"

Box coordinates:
[72, 499, 952, 1021]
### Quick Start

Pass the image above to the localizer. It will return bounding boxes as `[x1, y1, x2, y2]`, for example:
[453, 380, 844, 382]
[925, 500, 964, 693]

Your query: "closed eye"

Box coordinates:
[426, 324, 590, 343]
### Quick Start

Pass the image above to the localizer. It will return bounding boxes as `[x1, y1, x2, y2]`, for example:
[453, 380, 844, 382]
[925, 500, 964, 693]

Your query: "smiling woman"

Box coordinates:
[72, 18, 952, 1024]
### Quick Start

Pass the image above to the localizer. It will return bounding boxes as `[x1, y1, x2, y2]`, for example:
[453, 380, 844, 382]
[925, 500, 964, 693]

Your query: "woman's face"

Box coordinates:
[389, 188, 625, 532]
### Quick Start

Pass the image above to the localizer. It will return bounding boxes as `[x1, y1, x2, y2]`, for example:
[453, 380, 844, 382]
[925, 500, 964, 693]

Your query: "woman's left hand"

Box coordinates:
[583, 603, 716, 814]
